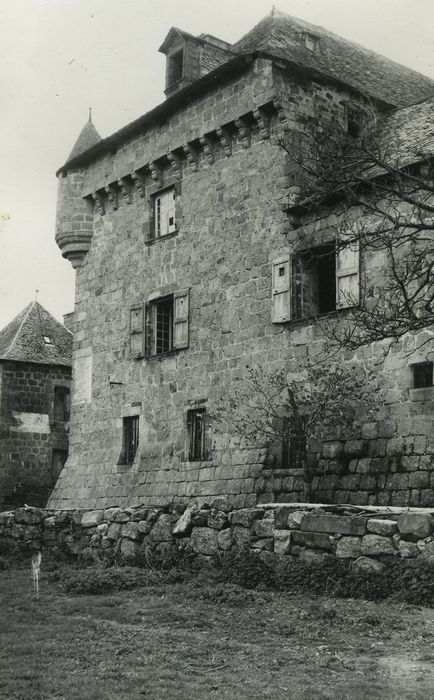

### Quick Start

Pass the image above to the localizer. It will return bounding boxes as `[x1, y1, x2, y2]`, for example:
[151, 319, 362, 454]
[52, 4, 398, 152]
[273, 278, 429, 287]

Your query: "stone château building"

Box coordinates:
[0, 301, 72, 509]
[49, 10, 434, 511]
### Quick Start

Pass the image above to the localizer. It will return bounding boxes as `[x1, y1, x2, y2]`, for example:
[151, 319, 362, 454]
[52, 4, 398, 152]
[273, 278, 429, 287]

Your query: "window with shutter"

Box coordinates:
[173, 289, 189, 349]
[144, 290, 189, 357]
[336, 238, 360, 309]
[129, 305, 144, 358]
[271, 255, 291, 322]
[154, 188, 177, 238]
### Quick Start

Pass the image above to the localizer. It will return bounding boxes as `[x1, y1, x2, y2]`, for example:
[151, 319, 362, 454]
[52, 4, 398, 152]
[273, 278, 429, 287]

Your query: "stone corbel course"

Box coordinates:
[85, 96, 287, 214]
[2, 503, 434, 573]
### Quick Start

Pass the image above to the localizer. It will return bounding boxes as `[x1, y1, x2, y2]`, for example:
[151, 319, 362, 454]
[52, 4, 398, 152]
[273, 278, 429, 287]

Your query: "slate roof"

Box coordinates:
[232, 10, 434, 108]
[67, 114, 101, 162]
[376, 96, 434, 167]
[0, 302, 72, 367]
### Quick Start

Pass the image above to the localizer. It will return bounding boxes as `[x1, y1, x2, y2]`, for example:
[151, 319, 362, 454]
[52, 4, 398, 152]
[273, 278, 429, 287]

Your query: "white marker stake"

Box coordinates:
[31, 551, 42, 599]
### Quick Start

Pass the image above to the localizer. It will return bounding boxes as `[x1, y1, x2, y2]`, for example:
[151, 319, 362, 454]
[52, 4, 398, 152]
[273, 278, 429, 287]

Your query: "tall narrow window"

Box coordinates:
[51, 449, 68, 482]
[53, 386, 70, 422]
[167, 49, 184, 85]
[154, 297, 173, 354]
[187, 408, 206, 461]
[123, 416, 139, 465]
[154, 189, 176, 238]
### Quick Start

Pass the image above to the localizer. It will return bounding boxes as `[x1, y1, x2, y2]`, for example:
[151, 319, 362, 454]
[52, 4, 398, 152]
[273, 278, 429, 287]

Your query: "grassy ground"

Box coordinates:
[1, 563, 434, 699]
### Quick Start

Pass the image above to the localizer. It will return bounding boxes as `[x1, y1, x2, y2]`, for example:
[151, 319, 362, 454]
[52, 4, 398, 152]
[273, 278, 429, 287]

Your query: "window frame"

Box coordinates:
[412, 361, 434, 389]
[153, 187, 177, 240]
[122, 415, 140, 465]
[144, 289, 190, 358]
[187, 408, 207, 462]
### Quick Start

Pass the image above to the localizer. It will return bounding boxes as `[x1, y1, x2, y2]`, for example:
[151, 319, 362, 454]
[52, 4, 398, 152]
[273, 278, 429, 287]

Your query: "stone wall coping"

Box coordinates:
[259, 503, 434, 515]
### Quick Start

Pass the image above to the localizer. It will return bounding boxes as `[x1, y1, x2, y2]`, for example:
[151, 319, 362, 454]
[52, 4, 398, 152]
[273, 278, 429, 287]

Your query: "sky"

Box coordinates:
[0, 0, 433, 329]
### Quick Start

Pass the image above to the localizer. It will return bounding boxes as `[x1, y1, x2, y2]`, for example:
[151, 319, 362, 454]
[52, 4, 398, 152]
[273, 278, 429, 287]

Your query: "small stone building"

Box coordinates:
[48, 10, 434, 511]
[0, 302, 72, 509]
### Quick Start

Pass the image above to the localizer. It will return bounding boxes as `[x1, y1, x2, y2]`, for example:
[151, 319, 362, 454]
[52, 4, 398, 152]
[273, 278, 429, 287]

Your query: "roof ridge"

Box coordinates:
[5, 301, 35, 358]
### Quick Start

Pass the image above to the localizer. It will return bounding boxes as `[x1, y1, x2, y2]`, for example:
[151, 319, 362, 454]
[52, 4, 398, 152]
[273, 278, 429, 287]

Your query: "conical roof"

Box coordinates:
[0, 301, 72, 367]
[232, 9, 434, 107]
[67, 112, 101, 161]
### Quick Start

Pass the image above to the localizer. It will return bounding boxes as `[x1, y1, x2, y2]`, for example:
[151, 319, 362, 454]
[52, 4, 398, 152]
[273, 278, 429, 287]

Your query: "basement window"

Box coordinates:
[412, 361, 433, 388]
[167, 49, 184, 85]
[122, 416, 139, 465]
[187, 408, 207, 461]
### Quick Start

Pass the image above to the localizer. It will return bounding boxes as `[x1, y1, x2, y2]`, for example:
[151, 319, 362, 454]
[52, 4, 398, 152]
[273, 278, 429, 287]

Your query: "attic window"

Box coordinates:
[168, 49, 184, 86]
[44, 336, 53, 345]
[304, 33, 319, 51]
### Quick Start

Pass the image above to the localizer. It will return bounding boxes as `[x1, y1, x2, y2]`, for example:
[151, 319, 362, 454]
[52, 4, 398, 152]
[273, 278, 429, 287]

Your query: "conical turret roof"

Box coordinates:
[0, 301, 72, 367]
[67, 111, 101, 161]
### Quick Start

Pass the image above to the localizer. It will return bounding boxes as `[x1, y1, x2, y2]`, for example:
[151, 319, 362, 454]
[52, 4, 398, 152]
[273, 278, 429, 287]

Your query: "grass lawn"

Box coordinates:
[1, 562, 434, 699]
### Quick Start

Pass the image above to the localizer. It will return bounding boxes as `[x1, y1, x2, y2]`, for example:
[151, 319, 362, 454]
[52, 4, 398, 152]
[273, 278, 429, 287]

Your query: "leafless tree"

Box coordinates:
[280, 104, 434, 351]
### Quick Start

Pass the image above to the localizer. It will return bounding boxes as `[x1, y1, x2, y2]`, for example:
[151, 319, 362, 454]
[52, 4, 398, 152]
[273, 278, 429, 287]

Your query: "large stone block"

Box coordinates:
[14, 508, 44, 525]
[352, 556, 384, 574]
[218, 528, 233, 551]
[252, 515, 274, 538]
[398, 540, 419, 558]
[298, 549, 330, 565]
[151, 514, 174, 542]
[292, 530, 332, 551]
[336, 537, 362, 559]
[287, 511, 305, 530]
[367, 519, 398, 536]
[120, 538, 139, 559]
[209, 497, 233, 513]
[190, 527, 218, 556]
[107, 523, 121, 540]
[229, 508, 262, 528]
[361, 535, 395, 556]
[300, 514, 366, 536]
[397, 513, 432, 540]
[81, 510, 104, 528]
[273, 529, 292, 555]
[207, 509, 228, 530]
[122, 522, 140, 541]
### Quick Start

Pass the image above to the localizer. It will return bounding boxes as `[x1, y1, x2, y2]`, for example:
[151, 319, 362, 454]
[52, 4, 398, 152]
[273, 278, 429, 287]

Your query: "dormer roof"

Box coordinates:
[0, 301, 72, 367]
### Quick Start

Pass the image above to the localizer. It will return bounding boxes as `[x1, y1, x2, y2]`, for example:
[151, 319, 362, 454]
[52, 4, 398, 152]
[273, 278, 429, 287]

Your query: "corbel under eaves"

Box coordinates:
[118, 178, 132, 205]
[105, 184, 119, 210]
[253, 107, 270, 140]
[131, 171, 146, 198]
[216, 126, 232, 157]
[92, 191, 106, 216]
[149, 161, 163, 189]
[183, 143, 199, 172]
[234, 117, 251, 149]
[199, 135, 215, 165]
[166, 151, 182, 180]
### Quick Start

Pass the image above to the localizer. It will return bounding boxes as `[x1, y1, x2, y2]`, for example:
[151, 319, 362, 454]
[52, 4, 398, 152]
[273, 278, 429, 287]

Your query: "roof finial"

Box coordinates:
[34, 289, 39, 301]
[88, 107, 92, 123]
[271, 4, 275, 15]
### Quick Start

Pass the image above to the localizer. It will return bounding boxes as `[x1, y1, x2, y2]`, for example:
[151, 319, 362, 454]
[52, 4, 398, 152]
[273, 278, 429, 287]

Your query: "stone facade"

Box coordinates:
[49, 12, 434, 510]
[0, 361, 71, 508]
[0, 302, 72, 509]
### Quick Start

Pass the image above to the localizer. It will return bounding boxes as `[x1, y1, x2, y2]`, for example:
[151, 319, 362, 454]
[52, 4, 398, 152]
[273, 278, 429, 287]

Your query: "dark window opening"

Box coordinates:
[123, 416, 139, 465]
[51, 449, 68, 482]
[187, 408, 206, 461]
[317, 247, 336, 313]
[294, 244, 336, 318]
[154, 297, 173, 355]
[168, 49, 184, 85]
[347, 107, 362, 138]
[53, 386, 70, 422]
[412, 362, 433, 388]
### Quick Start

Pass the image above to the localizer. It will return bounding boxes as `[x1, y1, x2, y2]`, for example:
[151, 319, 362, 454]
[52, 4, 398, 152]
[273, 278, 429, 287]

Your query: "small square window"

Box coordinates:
[187, 408, 207, 461]
[44, 336, 53, 345]
[154, 189, 177, 238]
[304, 33, 318, 51]
[122, 416, 139, 465]
[412, 362, 433, 388]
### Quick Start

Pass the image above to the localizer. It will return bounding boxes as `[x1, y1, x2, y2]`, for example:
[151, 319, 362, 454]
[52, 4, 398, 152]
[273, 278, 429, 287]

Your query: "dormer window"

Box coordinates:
[347, 106, 362, 138]
[167, 49, 184, 86]
[44, 336, 53, 345]
[304, 33, 319, 51]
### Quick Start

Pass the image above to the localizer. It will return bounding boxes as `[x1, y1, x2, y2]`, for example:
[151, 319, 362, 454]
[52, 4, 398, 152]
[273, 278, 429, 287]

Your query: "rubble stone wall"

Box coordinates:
[3, 504, 434, 575]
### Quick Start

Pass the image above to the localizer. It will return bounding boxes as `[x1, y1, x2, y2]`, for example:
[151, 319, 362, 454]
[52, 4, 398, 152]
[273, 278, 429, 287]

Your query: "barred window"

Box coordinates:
[187, 408, 206, 462]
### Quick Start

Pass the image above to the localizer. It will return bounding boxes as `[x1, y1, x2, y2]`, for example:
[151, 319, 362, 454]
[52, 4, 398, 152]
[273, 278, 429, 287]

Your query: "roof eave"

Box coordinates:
[56, 53, 255, 176]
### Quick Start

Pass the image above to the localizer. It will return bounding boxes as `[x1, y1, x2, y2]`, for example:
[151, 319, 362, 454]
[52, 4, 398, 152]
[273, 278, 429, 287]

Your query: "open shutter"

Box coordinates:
[271, 254, 291, 322]
[336, 238, 360, 308]
[144, 302, 154, 356]
[173, 289, 189, 349]
[129, 305, 144, 358]
[168, 189, 176, 233]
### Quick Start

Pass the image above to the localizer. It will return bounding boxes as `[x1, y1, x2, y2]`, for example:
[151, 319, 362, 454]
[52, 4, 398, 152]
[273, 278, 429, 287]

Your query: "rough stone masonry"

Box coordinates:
[48, 11, 434, 511]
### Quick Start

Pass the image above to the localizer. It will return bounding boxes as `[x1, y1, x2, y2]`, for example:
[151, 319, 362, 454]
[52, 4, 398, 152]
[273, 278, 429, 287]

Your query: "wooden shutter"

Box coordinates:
[271, 254, 291, 322]
[173, 289, 189, 349]
[336, 238, 360, 308]
[129, 305, 144, 358]
[144, 302, 154, 356]
[168, 190, 176, 233]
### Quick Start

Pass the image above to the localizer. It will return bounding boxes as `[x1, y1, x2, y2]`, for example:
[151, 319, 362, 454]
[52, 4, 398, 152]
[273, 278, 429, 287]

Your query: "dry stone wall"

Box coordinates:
[3, 504, 434, 574]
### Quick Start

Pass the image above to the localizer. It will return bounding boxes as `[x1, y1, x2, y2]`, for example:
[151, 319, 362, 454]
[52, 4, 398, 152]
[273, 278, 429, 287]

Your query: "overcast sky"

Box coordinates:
[0, 0, 433, 329]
